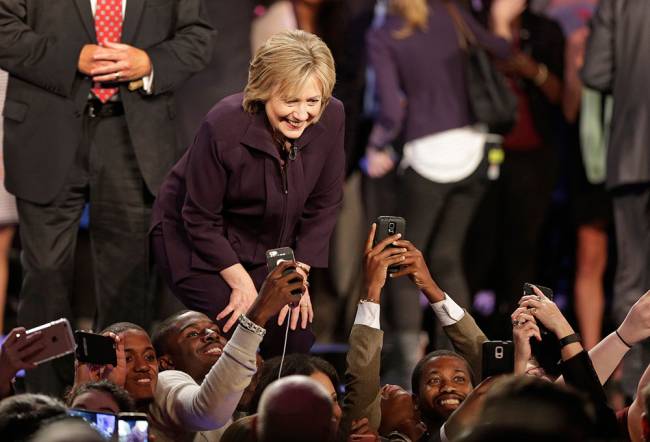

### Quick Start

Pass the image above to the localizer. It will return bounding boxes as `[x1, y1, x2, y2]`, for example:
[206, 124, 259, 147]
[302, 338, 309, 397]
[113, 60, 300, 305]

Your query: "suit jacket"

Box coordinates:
[174, 0, 254, 151]
[339, 324, 383, 438]
[152, 93, 345, 284]
[0, 0, 215, 204]
[582, 0, 650, 188]
[443, 310, 487, 382]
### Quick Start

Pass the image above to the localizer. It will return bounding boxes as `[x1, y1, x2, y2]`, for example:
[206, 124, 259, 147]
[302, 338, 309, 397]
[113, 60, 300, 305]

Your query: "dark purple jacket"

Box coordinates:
[367, 0, 511, 149]
[152, 93, 345, 283]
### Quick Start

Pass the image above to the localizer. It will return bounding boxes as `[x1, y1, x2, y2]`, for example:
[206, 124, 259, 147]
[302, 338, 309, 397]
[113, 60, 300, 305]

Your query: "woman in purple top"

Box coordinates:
[363, 0, 520, 387]
[150, 30, 344, 357]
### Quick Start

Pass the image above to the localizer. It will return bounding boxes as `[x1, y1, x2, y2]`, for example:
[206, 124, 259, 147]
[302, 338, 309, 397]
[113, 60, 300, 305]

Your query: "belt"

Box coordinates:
[86, 100, 124, 118]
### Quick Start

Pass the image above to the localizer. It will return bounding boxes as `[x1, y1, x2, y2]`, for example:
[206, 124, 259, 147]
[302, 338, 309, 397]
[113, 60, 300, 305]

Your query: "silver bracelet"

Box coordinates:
[238, 314, 266, 337]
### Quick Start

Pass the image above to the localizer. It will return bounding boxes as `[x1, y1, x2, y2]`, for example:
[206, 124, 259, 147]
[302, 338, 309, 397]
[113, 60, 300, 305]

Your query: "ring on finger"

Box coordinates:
[512, 319, 519, 327]
[115, 71, 121, 80]
[529, 307, 537, 314]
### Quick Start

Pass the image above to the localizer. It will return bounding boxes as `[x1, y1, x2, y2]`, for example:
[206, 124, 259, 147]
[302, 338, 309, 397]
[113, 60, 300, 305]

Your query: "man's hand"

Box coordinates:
[618, 290, 650, 346]
[277, 262, 313, 330]
[389, 239, 444, 303]
[511, 306, 541, 375]
[378, 384, 427, 440]
[0, 327, 45, 398]
[362, 224, 405, 302]
[78, 44, 111, 75]
[73, 332, 126, 388]
[90, 42, 152, 82]
[247, 261, 305, 327]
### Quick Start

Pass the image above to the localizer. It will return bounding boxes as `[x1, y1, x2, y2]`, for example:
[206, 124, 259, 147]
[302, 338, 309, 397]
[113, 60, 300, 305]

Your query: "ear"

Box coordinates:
[158, 354, 175, 371]
[411, 393, 418, 410]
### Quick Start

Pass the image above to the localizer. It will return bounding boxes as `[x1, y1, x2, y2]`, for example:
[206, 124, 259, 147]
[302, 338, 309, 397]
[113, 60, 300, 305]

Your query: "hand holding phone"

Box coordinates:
[481, 340, 514, 380]
[0, 326, 46, 386]
[373, 216, 406, 274]
[20, 319, 75, 366]
[75, 331, 118, 366]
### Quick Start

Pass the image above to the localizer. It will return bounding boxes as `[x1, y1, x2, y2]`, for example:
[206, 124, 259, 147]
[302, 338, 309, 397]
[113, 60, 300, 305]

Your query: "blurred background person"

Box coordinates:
[582, 0, 650, 401]
[363, 0, 519, 388]
[0, 68, 17, 336]
[468, 0, 565, 339]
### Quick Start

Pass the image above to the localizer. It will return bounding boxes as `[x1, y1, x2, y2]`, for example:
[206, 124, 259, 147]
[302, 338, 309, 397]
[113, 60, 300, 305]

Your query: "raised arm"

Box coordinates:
[339, 224, 406, 438]
[164, 262, 306, 430]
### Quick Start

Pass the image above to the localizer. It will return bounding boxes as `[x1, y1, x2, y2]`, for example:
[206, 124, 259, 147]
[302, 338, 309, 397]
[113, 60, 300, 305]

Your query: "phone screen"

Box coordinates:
[118, 417, 149, 442]
[68, 408, 116, 440]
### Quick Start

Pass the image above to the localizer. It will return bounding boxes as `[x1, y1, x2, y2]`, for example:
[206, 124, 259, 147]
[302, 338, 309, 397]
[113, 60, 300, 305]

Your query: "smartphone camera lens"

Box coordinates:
[388, 222, 395, 234]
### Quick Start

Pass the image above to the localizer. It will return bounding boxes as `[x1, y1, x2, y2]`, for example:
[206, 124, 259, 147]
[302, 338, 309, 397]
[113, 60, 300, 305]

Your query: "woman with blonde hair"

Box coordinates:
[364, 0, 523, 387]
[150, 30, 344, 357]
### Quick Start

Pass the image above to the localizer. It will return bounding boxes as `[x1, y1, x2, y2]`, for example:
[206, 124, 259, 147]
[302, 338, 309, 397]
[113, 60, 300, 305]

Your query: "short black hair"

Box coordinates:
[251, 354, 340, 412]
[65, 380, 135, 412]
[0, 393, 67, 441]
[100, 322, 146, 336]
[411, 350, 473, 394]
[151, 310, 193, 357]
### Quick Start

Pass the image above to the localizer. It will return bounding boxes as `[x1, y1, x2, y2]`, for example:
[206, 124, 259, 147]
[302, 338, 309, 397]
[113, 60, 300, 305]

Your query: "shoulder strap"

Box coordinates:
[442, 0, 478, 50]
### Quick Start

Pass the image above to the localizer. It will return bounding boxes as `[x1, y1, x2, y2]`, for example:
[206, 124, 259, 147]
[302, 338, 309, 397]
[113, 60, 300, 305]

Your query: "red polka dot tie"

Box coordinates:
[92, 0, 123, 103]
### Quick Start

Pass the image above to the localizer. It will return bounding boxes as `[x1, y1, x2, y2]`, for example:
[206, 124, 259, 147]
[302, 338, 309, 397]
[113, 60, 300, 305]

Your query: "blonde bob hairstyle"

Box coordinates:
[390, 0, 429, 39]
[243, 30, 336, 116]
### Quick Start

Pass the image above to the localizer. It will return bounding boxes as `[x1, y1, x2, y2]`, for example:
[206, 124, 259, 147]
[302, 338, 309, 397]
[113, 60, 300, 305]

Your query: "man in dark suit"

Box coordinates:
[0, 0, 214, 395]
[582, 0, 650, 398]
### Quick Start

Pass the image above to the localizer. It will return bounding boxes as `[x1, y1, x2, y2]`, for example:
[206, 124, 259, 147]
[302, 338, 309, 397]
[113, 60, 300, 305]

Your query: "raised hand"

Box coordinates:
[278, 262, 313, 330]
[362, 223, 405, 302]
[519, 285, 574, 340]
[247, 261, 305, 328]
[617, 290, 650, 347]
[389, 239, 445, 303]
[0, 327, 45, 398]
[511, 306, 541, 375]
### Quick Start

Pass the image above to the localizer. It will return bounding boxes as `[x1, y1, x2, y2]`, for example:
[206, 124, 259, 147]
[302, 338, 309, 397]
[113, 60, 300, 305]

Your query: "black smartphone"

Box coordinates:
[523, 282, 553, 300]
[265, 247, 303, 296]
[74, 331, 117, 366]
[481, 340, 514, 380]
[68, 408, 116, 440]
[373, 216, 406, 274]
[522, 283, 553, 336]
[118, 412, 149, 442]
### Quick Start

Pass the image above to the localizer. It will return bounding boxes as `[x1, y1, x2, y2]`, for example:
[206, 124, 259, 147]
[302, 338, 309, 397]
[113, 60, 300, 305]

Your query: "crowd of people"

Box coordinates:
[0, 0, 649, 441]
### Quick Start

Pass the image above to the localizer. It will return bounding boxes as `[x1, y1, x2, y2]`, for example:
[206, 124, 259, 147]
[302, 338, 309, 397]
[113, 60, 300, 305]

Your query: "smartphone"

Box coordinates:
[523, 282, 553, 300]
[265, 247, 303, 296]
[75, 331, 117, 366]
[118, 412, 149, 442]
[522, 283, 553, 336]
[373, 216, 406, 273]
[68, 408, 116, 440]
[23, 318, 75, 365]
[481, 340, 514, 380]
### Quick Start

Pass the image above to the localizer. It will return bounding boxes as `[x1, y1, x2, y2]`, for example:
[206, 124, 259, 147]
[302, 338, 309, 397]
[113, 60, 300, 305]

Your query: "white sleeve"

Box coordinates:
[155, 325, 262, 431]
[430, 293, 465, 327]
[353, 302, 381, 330]
[141, 68, 154, 94]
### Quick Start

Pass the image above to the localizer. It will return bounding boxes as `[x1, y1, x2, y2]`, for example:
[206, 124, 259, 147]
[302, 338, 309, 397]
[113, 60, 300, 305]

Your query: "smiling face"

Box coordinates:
[121, 329, 158, 404]
[166, 311, 228, 382]
[264, 75, 323, 141]
[417, 356, 473, 422]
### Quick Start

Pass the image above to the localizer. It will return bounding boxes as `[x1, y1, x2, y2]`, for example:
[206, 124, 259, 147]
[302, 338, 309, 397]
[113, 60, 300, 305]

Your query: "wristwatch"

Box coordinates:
[558, 333, 581, 348]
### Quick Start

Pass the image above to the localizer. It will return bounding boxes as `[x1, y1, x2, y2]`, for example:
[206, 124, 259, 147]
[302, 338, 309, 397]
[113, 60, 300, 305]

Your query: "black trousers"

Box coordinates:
[17, 111, 155, 397]
[381, 164, 486, 388]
